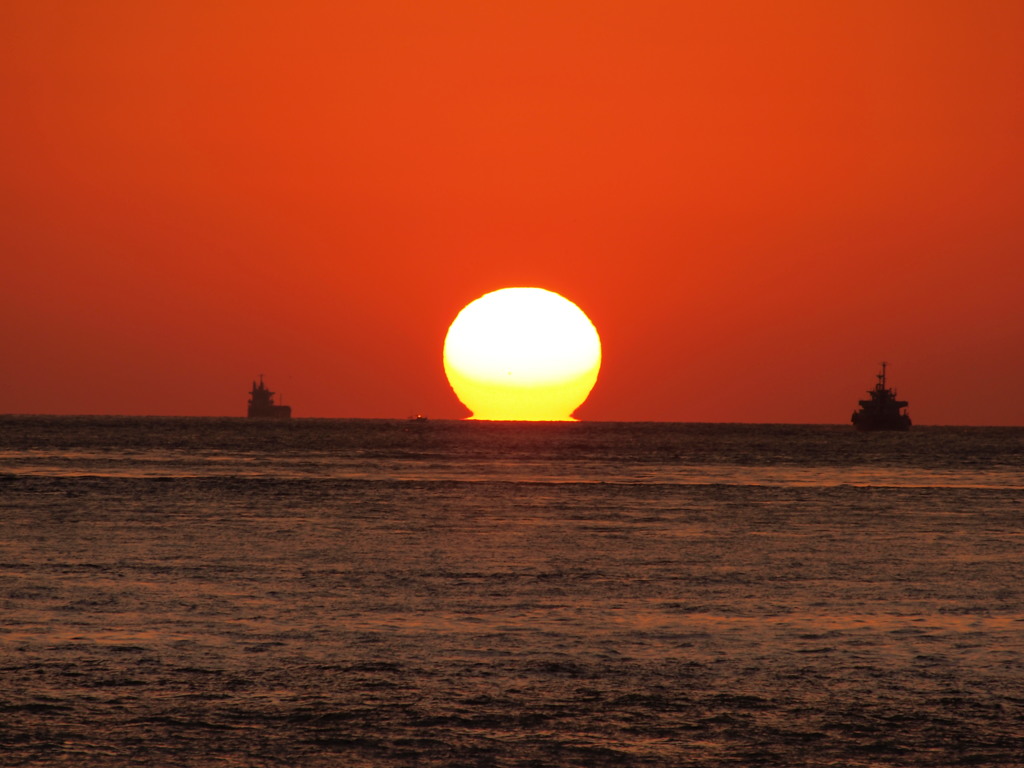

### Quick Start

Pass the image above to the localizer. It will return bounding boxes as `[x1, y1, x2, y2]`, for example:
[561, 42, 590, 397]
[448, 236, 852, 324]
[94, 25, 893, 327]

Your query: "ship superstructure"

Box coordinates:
[247, 375, 292, 419]
[851, 362, 910, 431]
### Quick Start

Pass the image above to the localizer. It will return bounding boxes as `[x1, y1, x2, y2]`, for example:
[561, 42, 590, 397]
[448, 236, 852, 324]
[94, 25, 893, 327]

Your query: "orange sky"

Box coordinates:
[2, 1, 1022, 424]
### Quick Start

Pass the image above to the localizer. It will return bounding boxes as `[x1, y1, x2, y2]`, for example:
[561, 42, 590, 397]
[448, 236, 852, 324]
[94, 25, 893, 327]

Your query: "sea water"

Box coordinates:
[1, 416, 1022, 766]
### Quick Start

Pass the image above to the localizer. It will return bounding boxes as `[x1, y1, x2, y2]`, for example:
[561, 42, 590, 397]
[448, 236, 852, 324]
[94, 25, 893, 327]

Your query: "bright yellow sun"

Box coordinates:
[443, 287, 602, 421]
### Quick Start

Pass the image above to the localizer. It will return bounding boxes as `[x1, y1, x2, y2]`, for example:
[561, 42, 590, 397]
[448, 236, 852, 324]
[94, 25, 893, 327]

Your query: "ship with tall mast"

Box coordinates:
[851, 362, 910, 431]
[247, 375, 292, 419]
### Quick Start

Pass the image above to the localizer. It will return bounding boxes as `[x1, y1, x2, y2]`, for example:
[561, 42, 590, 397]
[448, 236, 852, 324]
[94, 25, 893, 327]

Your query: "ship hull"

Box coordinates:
[851, 412, 911, 431]
[247, 405, 292, 419]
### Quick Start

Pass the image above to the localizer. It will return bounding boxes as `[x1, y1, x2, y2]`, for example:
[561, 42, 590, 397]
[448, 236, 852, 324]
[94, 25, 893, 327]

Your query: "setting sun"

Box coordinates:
[443, 287, 602, 421]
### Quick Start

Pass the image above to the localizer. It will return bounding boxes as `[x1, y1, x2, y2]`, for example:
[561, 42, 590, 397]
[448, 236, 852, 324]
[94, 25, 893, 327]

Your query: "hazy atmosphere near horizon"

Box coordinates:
[2, 1, 1022, 424]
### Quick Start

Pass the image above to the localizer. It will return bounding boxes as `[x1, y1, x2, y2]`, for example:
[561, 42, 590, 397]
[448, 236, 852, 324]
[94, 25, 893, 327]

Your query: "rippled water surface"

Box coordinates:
[1, 417, 1022, 766]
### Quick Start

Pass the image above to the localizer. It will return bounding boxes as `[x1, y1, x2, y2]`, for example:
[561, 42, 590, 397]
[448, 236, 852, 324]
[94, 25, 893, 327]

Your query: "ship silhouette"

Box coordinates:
[247, 375, 292, 419]
[851, 362, 910, 430]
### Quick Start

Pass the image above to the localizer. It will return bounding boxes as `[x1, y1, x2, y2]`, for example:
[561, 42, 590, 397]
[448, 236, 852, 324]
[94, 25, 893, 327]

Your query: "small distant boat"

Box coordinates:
[407, 414, 429, 422]
[247, 375, 292, 419]
[851, 362, 910, 431]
